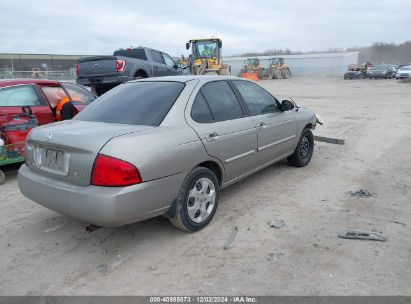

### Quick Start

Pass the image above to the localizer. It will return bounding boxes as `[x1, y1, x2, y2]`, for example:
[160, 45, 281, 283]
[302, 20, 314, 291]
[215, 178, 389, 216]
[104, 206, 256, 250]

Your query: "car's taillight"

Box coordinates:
[91, 154, 141, 187]
[115, 60, 126, 72]
[75, 63, 79, 76]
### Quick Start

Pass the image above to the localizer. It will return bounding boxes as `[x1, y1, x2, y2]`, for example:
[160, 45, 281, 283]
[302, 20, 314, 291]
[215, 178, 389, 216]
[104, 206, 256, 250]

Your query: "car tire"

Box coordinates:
[169, 167, 220, 232]
[287, 128, 314, 167]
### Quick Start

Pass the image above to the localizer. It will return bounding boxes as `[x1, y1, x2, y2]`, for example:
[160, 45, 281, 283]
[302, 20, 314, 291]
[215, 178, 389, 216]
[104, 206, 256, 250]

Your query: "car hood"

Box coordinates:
[25, 120, 154, 186]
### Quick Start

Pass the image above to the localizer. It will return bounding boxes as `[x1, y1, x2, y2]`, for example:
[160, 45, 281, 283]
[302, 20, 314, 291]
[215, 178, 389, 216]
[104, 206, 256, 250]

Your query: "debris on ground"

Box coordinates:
[389, 220, 406, 226]
[224, 226, 238, 250]
[347, 189, 374, 198]
[86, 224, 102, 233]
[96, 264, 108, 274]
[269, 219, 285, 229]
[314, 135, 345, 145]
[338, 229, 385, 242]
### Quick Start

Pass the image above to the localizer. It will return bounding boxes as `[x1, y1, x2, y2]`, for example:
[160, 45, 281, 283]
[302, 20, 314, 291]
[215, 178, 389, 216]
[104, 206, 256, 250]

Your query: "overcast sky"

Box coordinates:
[1, 0, 410, 56]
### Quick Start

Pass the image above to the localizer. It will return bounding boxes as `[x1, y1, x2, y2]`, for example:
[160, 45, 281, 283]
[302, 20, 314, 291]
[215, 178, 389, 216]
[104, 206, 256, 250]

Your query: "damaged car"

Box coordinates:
[18, 76, 319, 232]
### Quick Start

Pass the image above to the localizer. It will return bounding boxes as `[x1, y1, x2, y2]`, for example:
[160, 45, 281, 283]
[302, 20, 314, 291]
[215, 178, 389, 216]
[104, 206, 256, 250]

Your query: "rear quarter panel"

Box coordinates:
[100, 126, 210, 182]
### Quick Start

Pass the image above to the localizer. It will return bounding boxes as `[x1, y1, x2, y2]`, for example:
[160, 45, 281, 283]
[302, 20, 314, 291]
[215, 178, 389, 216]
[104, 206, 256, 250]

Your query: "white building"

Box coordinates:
[223, 52, 359, 77]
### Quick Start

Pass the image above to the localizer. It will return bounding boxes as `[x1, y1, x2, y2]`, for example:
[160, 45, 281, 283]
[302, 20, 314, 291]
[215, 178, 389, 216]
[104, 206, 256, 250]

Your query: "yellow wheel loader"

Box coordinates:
[241, 58, 264, 79]
[186, 38, 230, 75]
[265, 57, 291, 79]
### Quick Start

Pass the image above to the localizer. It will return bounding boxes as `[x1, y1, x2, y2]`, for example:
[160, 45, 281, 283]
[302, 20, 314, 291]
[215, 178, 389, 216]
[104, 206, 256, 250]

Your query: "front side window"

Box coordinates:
[75, 82, 185, 126]
[199, 81, 244, 122]
[60, 83, 96, 105]
[0, 85, 45, 107]
[162, 53, 176, 67]
[232, 80, 278, 115]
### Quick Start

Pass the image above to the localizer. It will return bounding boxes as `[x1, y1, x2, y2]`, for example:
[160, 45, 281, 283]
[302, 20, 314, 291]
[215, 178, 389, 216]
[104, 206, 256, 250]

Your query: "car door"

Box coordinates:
[231, 80, 297, 167]
[162, 52, 180, 75]
[59, 82, 96, 113]
[148, 50, 167, 76]
[0, 84, 55, 126]
[187, 80, 257, 182]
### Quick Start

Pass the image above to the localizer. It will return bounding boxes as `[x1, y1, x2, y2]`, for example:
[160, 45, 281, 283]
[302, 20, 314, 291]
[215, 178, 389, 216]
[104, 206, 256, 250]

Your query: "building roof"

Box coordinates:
[0, 78, 59, 87]
[224, 52, 359, 61]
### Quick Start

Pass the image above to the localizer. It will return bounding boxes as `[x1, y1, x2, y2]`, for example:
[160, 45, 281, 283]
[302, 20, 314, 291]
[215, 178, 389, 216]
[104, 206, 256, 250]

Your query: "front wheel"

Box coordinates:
[287, 128, 314, 167]
[169, 167, 220, 232]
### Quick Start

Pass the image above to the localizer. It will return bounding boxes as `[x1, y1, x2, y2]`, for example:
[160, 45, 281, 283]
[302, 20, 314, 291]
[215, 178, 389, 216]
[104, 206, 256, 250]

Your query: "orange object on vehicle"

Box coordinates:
[55, 97, 71, 121]
[241, 72, 259, 81]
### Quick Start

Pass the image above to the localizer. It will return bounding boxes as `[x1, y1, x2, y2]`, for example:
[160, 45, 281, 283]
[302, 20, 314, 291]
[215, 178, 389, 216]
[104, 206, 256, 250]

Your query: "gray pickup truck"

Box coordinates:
[76, 47, 184, 95]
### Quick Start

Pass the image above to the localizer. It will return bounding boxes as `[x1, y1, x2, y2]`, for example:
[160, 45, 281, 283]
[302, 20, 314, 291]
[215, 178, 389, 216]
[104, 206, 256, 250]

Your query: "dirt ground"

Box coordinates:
[0, 77, 410, 296]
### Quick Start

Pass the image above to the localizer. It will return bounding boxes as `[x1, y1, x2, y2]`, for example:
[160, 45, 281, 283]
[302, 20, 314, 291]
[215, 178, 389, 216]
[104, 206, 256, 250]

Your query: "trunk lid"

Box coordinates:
[25, 120, 153, 186]
[77, 56, 120, 77]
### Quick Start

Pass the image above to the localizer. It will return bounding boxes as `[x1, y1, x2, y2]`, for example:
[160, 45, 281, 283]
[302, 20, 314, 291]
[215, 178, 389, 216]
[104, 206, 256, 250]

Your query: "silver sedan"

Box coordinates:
[18, 76, 318, 232]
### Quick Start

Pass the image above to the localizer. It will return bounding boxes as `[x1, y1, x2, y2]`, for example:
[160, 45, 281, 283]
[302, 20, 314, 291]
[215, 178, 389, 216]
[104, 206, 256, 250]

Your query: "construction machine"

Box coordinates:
[185, 38, 230, 75]
[241, 58, 264, 79]
[264, 57, 291, 79]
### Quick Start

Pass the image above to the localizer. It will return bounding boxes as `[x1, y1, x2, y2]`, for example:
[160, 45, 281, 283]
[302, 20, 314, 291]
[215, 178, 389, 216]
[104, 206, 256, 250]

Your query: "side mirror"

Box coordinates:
[186, 42, 190, 50]
[218, 40, 222, 48]
[281, 100, 294, 111]
[173, 64, 178, 69]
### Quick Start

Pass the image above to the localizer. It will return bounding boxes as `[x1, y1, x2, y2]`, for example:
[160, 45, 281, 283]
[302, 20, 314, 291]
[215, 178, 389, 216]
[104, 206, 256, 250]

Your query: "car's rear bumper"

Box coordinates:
[76, 75, 134, 87]
[18, 164, 186, 227]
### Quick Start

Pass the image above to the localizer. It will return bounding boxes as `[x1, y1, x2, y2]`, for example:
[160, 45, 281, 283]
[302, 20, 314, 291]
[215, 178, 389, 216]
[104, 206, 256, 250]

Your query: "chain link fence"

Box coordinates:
[0, 70, 76, 82]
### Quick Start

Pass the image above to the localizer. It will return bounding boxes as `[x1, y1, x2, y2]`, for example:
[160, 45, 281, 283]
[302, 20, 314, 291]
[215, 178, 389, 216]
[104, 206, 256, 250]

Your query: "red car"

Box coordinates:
[0, 79, 96, 126]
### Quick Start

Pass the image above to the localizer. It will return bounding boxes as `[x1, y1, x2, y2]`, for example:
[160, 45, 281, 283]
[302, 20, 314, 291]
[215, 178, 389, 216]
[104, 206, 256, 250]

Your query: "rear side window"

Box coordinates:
[199, 81, 243, 121]
[75, 82, 185, 126]
[113, 48, 147, 60]
[191, 93, 213, 123]
[0, 85, 45, 107]
[150, 50, 164, 64]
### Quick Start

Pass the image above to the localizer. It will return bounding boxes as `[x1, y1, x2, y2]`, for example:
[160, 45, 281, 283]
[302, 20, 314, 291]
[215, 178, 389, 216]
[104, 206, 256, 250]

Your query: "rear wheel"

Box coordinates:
[287, 128, 314, 167]
[169, 167, 219, 232]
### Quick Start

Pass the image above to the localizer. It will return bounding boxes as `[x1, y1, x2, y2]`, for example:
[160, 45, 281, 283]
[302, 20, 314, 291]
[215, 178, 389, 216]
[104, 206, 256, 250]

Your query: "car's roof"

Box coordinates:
[0, 78, 59, 88]
[130, 75, 245, 83]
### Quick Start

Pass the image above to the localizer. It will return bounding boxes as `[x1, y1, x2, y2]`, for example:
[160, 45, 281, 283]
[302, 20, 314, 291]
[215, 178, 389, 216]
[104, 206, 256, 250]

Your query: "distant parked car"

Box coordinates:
[76, 47, 185, 95]
[367, 64, 396, 79]
[395, 66, 411, 79]
[344, 65, 365, 79]
[19, 76, 320, 232]
[0, 79, 96, 126]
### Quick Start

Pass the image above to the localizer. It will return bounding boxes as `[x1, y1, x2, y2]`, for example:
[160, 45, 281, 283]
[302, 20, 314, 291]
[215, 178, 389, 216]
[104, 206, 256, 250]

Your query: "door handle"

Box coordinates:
[205, 132, 219, 142]
[257, 122, 266, 129]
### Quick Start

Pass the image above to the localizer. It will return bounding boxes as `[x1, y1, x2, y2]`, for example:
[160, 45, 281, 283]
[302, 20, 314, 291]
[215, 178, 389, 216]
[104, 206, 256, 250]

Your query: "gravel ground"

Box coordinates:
[0, 77, 410, 295]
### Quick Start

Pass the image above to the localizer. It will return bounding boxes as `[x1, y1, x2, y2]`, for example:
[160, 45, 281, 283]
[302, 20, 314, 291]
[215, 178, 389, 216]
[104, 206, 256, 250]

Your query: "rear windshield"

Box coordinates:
[113, 48, 147, 60]
[74, 82, 185, 126]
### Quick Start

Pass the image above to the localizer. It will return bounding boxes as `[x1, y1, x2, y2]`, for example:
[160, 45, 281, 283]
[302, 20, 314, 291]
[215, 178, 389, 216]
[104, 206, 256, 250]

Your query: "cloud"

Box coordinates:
[0, 0, 410, 56]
